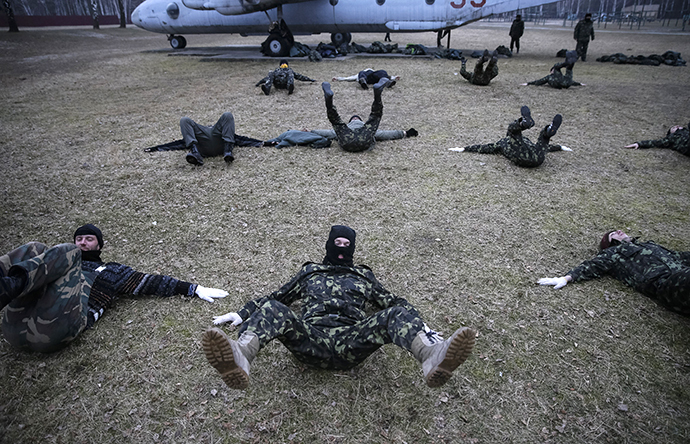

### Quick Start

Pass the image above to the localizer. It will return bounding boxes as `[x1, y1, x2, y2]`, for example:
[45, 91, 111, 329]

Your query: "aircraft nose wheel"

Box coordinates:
[265, 35, 290, 57]
[169, 35, 187, 49]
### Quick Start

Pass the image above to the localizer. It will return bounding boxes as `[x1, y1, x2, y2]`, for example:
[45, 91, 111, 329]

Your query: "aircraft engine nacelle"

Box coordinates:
[181, 0, 310, 15]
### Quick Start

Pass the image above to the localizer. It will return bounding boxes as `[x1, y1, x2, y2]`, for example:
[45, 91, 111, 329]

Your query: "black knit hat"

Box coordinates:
[74, 224, 103, 249]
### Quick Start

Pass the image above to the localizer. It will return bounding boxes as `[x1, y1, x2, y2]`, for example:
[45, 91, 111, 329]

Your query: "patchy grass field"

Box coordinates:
[0, 20, 689, 444]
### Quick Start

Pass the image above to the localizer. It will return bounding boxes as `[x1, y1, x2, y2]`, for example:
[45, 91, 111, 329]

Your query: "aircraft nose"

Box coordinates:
[131, 5, 141, 25]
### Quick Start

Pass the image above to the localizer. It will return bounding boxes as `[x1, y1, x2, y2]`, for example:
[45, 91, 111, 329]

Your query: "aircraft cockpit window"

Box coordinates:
[166, 3, 180, 19]
[329, 0, 338, 5]
[425, 0, 434, 4]
[376, 0, 385, 5]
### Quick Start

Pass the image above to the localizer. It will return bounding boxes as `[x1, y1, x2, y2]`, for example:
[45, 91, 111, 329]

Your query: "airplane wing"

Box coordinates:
[182, 0, 313, 15]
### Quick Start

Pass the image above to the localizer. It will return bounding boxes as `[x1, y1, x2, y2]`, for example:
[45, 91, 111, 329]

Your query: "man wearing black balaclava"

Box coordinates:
[0, 224, 227, 353]
[203, 225, 477, 390]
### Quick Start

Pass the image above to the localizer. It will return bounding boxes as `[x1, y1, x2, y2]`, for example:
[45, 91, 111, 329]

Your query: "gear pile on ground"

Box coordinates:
[596, 50, 685, 66]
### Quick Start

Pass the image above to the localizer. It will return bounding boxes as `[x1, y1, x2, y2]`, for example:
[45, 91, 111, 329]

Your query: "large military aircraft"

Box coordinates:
[132, 0, 556, 55]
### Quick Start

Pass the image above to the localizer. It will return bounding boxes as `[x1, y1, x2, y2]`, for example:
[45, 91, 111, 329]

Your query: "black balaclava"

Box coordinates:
[74, 223, 104, 262]
[323, 225, 356, 267]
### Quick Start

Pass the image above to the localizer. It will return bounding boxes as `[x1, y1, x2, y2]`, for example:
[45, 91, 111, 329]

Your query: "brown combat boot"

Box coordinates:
[411, 326, 476, 388]
[202, 328, 259, 390]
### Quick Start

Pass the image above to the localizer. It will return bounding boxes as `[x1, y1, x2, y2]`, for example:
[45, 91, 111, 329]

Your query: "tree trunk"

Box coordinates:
[117, 0, 126, 28]
[90, 0, 100, 29]
[3, 0, 19, 32]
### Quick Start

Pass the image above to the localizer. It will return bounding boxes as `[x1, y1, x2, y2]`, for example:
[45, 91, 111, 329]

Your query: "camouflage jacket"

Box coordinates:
[256, 68, 315, 87]
[568, 241, 690, 295]
[638, 126, 690, 156]
[574, 19, 594, 41]
[237, 262, 421, 327]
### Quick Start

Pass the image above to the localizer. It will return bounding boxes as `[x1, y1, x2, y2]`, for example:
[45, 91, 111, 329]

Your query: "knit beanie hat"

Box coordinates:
[74, 224, 104, 249]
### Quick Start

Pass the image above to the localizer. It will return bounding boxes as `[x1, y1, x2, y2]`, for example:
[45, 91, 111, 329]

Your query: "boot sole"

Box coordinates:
[546, 114, 563, 137]
[426, 327, 476, 388]
[185, 154, 203, 166]
[202, 328, 249, 390]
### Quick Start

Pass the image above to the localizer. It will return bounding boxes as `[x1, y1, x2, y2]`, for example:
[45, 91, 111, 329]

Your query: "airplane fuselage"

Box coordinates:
[132, 0, 533, 36]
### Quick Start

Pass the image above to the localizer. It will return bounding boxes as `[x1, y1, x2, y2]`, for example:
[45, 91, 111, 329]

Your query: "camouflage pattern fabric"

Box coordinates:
[527, 68, 581, 89]
[574, 19, 594, 61]
[1, 243, 92, 352]
[326, 93, 383, 152]
[460, 59, 499, 85]
[637, 126, 690, 156]
[179, 112, 236, 157]
[568, 241, 690, 315]
[463, 119, 562, 167]
[236, 262, 425, 370]
[256, 67, 314, 93]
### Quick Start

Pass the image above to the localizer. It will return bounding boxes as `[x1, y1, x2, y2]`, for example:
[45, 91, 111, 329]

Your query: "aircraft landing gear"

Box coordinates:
[168, 34, 187, 49]
[330, 32, 352, 46]
[260, 18, 294, 57]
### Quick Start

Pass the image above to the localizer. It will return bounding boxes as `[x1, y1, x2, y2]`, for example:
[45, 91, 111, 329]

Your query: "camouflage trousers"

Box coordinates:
[326, 94, 383, 152]
[179, 112, 236, 158]
[464, 119, 559, 167]
[576, 40, 590, 61]
[650, 269, 690, 315]
[460, 59, 498, 85]
[238, 300, 424, 370]
[1, 242, 90, 353]
[528, 68, 579, 89]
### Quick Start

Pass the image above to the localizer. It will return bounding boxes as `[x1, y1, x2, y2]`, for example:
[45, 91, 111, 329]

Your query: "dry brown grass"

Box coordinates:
[1, 20, 689, 444]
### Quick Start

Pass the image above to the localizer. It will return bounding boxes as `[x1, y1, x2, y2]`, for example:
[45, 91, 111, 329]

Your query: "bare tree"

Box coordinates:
[117, 0, 126, 28]
[3, 0, 19, 32]
[90, 0, 100, 29]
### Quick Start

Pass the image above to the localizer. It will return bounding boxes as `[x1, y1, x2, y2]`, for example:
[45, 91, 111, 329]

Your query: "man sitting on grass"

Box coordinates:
[202, 225, 476, 390]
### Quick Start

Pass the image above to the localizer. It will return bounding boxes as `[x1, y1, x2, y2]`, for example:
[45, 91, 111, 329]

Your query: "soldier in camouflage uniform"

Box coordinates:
[574, 13, 595, 61]
[460, 50, 499, 86]
[454, 106, 571, 168]
[523, 50, 584, 89]
[624, 123, 690, 157]
[320, 79, 394, 152]
[539, 230, 690, 315]
[255, 59, 315, 95]
[202, 225, 476, 389]
[0, 224, 227, 353]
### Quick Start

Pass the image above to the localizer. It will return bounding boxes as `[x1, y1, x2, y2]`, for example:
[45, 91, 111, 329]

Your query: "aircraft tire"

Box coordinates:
[266, 35, 290, 57]
[170, 36, 187, 50]
[330, 32, 352, 46]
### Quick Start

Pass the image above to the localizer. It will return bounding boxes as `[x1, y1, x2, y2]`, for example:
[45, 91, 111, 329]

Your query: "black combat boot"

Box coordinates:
[358, 77, 368, 89]
[545, 114, 563, 138]
[185, 143, 204, 166]
[287, 83, 294, 94]
[322, 82, 334, 107]
[261, 83, 271, 95]
[520, 105, 535, 129]
[373, 78, 390, 100]
[223, 142, 235, 163]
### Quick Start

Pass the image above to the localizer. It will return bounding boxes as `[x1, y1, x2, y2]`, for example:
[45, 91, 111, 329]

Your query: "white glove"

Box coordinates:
[448, 147, 465, 152]
[213, 312, 243, 326]
[195, 286, 228, 303]
[538, 277, 569, 289]
[560, 145, 573, 151]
